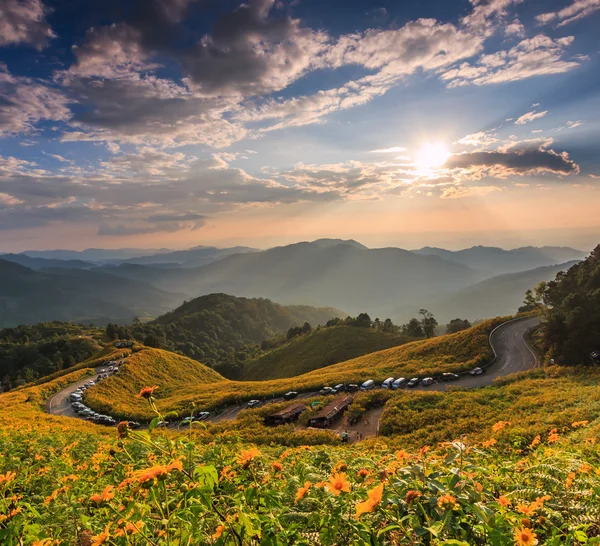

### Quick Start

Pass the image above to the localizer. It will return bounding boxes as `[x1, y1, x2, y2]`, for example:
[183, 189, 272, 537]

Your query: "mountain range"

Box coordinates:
[0, 239, 589, 326]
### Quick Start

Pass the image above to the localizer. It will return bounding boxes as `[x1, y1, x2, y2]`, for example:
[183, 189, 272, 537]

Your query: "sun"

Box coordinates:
[414, 142, 450, 171]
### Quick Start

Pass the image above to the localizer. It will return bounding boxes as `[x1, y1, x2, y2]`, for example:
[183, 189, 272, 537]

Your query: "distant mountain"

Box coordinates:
[0, 260, 185, 327]
[95, 240, 482, 317]
[412, 245, 586, 276]
[427, 261, 581, 323]
[309, 238, 369, 250]
[22, 248, 172, 262]
[104, 245, 258, 268]
[0, 253, 94, 270]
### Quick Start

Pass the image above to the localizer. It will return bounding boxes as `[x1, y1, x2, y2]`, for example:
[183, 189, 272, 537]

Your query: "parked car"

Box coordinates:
[360, 379, 375, 391]
[421, 377, 434, 386]
[381, 377, 395, 389]
[470, 367, 484, 376]
[346, 384, 359, 392]
[156, 421, 169, 428]
[441, 372, 460, 381]
[319, 387, 334, 395]
[283, 391, 298, 400]
[247, 400, 261, 408]
[180, 416, 196, 424]
[591, 351, 600, 364]
[406, 378, 420, 388]
[392, 377, 406, 389]
[128, 421, 141, 429]
[333, 384, 345, 393]
[196, 412, 210, 421]
[96, 416, 116, 426]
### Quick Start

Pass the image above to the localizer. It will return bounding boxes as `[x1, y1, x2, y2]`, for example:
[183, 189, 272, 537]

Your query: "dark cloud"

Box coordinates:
[445, 146, 580, 176]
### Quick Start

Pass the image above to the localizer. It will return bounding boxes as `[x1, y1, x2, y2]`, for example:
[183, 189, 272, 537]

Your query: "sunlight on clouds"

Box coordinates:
[414, 142, 451, 172]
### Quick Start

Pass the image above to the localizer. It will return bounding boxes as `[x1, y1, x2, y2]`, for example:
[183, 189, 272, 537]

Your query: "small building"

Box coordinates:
[307, 395, 353, 428]
[115, 341, 134, 348]
[264, 404, 307, 426]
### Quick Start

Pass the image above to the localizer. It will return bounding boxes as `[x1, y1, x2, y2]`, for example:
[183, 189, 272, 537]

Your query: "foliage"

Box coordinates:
[446, 318, 471, 334]
[0, 322, 99, 391]
[537, 245, 600, 364]
[241, 325, 413, 381]
[1, 382, 600, 544]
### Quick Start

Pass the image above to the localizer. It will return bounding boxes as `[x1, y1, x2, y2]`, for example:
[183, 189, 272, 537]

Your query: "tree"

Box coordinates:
[402, 318, 424, 338]
[518, 289, 543, 314]
[106, 323, 118, 341]
[354, 313, 372, 328]
[419, 309, 438, 338]
[143, 334, 161, 348]
[446, 318, 471, 334]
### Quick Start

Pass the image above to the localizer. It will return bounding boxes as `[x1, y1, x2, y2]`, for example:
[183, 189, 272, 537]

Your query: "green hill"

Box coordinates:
[240, 325, 413, 380]
[126, 293, 344, 375]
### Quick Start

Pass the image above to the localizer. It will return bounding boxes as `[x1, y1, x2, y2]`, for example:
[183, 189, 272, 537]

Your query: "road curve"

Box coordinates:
[45, 316, 541, 425]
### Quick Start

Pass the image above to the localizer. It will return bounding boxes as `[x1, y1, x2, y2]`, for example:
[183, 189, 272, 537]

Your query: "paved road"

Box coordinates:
[46, 316, 540, 427]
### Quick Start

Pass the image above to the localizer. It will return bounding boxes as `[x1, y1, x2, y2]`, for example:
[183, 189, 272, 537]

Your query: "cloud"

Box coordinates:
[444, 145, 580, 178]
[536, 0, 600, 27]
[456, 130, 498, 147]
[505, 19, 525, 37]
[515, 109, 548, 124]
[440, 185, 502, 199]
[442, 35, 580, 87]
[0, 0, 54, 49]
[98, 212, 207, 236]
[0, 65, 71, 137]
[567, 120, 584, 128]
[370, 147, 408, 153]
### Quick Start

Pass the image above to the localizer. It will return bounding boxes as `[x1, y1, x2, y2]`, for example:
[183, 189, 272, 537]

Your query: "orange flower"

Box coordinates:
[212, 525, 226, 539]
[114, 520, 144, 537]
[547, 432, 560, 443]
[395, 450, 409, 462]
[516, 503, 536, 516]
[237, 448, 261, 468]
[571, 420, 589, 428]
[326, 473, 352, 496]
[0, 471, 16, 488]
[32, 540, 59, 546]
[482, 437, 497, 448]
[119, 460, 183, 489]
[91, 524, 111, 546]
[498, 495, 511, 507]
[437, 494, 457, 511]
[355, 483, 384, 519]
[90, 485, 115, 505]
[529, 435, 541, 449]
[137, 386, 158, 399]
[357, 468, 370, 478]
[492, 421, 510, 433]
[294, 481, 310, 502]
[272, 462, 283, 472]
[566, 471, 576, 489]
[514, 527, 537, 546]
[405, 490, 422, 504]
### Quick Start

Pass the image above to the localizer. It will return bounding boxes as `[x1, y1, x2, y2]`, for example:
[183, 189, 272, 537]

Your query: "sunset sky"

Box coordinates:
[0, 0, 599, 252]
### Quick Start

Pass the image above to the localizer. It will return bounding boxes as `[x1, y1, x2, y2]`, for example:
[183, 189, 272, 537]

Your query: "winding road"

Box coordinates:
[46, 316, 541, 427]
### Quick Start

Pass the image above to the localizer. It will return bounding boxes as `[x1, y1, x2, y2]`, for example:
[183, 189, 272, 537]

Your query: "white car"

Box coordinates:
[470, 367, 484, 376]
[421, 377, 434, 386]
[247, 400, 261, 408]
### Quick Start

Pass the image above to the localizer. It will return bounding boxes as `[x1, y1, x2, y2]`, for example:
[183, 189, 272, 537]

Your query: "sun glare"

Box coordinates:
[414, 142, 451, 171]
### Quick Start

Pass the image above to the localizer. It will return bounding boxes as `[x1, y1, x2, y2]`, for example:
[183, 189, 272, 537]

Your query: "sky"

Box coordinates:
[0, 0, 599, 252]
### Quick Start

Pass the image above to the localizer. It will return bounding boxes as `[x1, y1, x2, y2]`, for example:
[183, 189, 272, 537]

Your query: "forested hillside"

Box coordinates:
[0, 322, 98, 390]
[538, 244, 600, 364]
[113, 294, 343, 375]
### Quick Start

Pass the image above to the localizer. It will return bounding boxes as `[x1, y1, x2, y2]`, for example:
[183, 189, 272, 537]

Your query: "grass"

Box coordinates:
[240, 325, 413, 380]
[82, 317, 506, 421]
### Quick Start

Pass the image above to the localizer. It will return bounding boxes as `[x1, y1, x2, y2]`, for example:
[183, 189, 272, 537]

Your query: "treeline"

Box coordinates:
[0, 322, 97, 391]
[534, 244, 600, 365]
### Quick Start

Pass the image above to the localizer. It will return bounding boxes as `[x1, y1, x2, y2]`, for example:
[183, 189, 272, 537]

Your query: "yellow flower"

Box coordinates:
[90, 485, 115, 505]
[516, 503, 536, 516]
[514, 526, 537, 546]
[237, 448, 261, 468]
[355, 483, 384, 519]
[326, 473, 352, 496]
[295, 481, 311, 503]
[119, 460, 183, 489]
[437, 494, 458, 511]
[213, 525, 226, 539]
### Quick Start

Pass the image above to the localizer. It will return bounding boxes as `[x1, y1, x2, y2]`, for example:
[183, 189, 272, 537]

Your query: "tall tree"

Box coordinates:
[446, 318, 471, 334]
[419, 309, 438, 338]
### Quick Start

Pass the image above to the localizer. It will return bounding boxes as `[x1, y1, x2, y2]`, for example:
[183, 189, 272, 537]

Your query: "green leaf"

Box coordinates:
[148, 416, 159, 433]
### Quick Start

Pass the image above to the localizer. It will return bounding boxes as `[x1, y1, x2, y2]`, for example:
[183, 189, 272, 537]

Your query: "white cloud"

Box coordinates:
[456, 130, 498, 147]
[536, 0, 600, 27]
[567, 120, 584, 128]
[370, 146, 408, 153]
[0, 0, 54, 49]
[505, 19, 525, 37]
[442, 35, 580, 87]
[515, 109, 548, 125]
